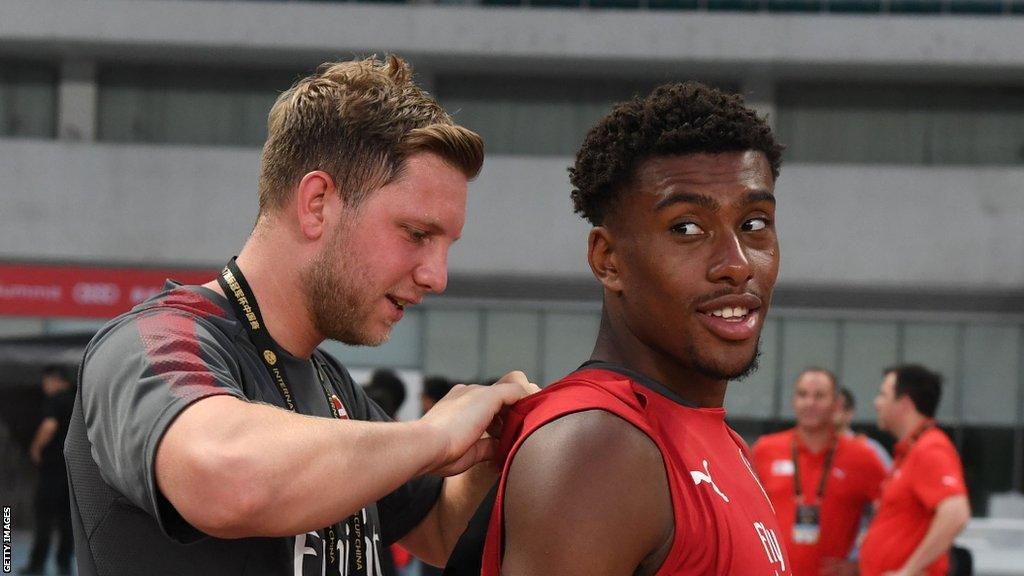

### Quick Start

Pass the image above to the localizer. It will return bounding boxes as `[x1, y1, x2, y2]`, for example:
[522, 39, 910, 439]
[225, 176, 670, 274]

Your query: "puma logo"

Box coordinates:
[691, 459, 729, 503]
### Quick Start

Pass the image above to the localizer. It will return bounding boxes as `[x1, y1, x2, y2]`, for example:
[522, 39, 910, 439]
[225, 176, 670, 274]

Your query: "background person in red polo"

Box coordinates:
[753, 368, 887, 576]
[859, 365, 970, 576]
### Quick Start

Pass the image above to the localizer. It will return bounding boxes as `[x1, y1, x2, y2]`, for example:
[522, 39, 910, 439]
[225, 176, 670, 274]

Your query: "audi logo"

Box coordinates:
[72, 282, 121, 306]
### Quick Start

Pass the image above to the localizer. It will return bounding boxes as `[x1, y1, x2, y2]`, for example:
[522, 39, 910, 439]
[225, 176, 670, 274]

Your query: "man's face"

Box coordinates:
[793, 371, 837, 432]
[303, 152, 467, 346]
[609, 151, 779, 381]
[874, 372, 900, 432]
[41, 375, 64, 397]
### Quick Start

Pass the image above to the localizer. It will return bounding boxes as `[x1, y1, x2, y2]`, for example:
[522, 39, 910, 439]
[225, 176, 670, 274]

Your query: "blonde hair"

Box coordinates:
[257, 55, 483, 214]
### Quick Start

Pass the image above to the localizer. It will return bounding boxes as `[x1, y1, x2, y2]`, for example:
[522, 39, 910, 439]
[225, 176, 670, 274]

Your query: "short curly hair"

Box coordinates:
[570, 82, 783, 226]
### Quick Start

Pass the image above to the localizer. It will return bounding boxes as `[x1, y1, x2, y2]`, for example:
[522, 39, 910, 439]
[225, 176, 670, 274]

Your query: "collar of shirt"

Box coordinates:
[893, 419, 935, 465]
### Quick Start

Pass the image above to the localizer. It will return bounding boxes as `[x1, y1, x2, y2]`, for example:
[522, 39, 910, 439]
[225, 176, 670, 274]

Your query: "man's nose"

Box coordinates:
[414, 247, 449, 294]
[707, 231, 753, 287]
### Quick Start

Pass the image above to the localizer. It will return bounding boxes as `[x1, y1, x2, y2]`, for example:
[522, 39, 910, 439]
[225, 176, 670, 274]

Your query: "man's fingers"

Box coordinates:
[489, 380, 540, 405]
[435, 436, 498, 477]
[497, 370, 530, 385]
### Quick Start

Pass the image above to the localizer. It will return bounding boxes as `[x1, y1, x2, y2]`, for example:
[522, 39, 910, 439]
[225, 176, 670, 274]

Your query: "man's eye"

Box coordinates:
[406, 227, 428, 243]
[672, 222, 704, 236]
[743, 217, 769, 232]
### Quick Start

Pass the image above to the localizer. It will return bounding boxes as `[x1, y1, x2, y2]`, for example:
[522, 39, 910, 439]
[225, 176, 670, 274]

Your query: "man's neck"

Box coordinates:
[590, 309, 727, 408]
[796, 425, 833, 453]
[205, 240, 322, 359]
[895, 411, 930, 442]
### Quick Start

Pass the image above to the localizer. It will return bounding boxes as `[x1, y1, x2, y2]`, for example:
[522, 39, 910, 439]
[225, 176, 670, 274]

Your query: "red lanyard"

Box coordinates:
[893, 420, 935, 470]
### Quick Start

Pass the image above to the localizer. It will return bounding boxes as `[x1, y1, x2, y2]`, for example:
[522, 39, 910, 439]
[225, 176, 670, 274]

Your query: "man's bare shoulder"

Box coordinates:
[501, 410, 673, 576]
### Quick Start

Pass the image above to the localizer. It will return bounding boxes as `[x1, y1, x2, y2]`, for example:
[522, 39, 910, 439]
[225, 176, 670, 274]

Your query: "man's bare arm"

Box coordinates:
[399, 461, 499, 567]
[397, 372, 537, 567]
[155, 377, 534, 540]
[29, 417, 59, 465]
[888, 495, 970, 576]
[501, 410, 674, 576]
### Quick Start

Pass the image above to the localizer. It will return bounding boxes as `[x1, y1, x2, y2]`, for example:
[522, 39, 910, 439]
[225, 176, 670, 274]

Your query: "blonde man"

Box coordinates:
[66, 56, 535, 576]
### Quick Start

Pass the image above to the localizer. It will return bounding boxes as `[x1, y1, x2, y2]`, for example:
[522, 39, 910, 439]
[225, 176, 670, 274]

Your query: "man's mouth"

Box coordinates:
[704, 306, 751, 321]
[695, 293, 764, 341]
[386, 294, 422, 311]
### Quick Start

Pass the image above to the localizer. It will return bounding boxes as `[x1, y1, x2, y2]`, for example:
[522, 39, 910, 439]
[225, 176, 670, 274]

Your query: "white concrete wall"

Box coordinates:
[2, 138, 1022, 290]
[1, 0, 1023, 82]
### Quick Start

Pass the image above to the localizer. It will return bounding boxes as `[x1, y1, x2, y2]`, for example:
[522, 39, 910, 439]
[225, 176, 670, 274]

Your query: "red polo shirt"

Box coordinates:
[752, 429, 887, 576]
[859, 426, 967, 576]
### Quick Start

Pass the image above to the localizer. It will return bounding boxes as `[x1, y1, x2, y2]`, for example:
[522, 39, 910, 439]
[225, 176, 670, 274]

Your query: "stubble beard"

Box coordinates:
[302, 229, 391, 347]
[684, 337, 763, 383]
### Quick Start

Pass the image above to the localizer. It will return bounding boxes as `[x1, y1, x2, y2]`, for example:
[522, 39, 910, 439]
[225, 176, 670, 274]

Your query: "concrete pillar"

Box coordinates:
[57, 59, 97, 142]
[742, 76, 777, 132]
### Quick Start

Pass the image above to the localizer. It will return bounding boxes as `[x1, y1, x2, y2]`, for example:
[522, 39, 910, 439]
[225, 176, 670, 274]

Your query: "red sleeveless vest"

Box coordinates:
[482, 366, 791, 576]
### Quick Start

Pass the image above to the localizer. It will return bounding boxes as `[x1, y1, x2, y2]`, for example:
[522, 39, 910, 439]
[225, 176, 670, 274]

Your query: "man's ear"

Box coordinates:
[588, 226, 623, 294]
[294, 171, 338, 240]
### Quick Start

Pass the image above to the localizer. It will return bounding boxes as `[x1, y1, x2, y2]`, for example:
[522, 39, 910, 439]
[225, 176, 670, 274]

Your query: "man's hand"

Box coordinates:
[419, 370, 538, 476]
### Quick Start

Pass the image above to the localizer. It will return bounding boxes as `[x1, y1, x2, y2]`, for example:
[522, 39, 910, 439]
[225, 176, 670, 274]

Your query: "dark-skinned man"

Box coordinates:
[475, 82, 791, 576]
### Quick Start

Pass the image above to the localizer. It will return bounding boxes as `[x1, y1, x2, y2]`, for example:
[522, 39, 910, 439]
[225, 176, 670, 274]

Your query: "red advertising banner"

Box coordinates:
[0, 262, 219, 319]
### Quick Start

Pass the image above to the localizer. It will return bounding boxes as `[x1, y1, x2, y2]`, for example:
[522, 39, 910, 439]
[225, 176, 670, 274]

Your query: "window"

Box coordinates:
[438, 75, 736, 156]
[98, 65, 304, 146]
[777, 83, 1024, 165]
[0, 61, 57, 138]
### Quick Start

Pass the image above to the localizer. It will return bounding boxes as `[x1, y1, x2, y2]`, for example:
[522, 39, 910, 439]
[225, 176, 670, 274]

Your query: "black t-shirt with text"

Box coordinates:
[65, 283, 441, 576]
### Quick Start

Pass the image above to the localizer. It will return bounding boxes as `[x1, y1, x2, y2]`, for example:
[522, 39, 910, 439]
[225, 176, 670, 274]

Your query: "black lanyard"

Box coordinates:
[791, 434, 837, 505]
[217, 258, 367, 576]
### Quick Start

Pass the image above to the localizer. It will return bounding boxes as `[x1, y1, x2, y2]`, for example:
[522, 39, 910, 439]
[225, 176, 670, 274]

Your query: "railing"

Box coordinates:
[242, 0, 1024, 15]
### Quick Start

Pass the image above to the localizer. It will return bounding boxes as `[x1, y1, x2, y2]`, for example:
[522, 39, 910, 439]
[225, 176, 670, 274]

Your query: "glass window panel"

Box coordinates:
[320, 309, 422, 370]
[0, 61, 57, 138]
[726, 318, 779, 419]
[97, 65, 298, 146]
[0, 318, 46, 337]
[777, 83, 1024, 166]
[779, 318, 840, 418]
[483, 311, 539, 382]
[839, 321, 898, 424]
[540, 312, 600, 386]
[423, 310, 481, 382]
[961, 426, 1016, 516]
[963, 324, 1019, 426]
[902, 322, 959, 423]
[45, 319, 105, 336]
[438, 76, 736, 156]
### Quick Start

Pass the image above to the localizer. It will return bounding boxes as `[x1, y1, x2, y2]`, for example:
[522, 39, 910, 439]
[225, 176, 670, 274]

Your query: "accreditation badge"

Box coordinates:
[792, 503, 821, 544]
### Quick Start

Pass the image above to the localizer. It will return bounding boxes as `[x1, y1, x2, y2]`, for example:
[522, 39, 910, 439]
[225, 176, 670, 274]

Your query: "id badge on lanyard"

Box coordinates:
[790, 435, 835, 546]
[793, 503, 821, 544]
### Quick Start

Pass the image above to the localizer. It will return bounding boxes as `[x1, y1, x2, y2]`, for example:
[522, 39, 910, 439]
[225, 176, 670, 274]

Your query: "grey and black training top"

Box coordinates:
[65, 282, 441, 576]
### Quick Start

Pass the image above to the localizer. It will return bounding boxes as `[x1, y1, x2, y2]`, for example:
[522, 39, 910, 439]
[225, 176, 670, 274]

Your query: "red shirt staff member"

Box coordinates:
[859, 365, 970, 576]
[753, 369, 887, 576]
